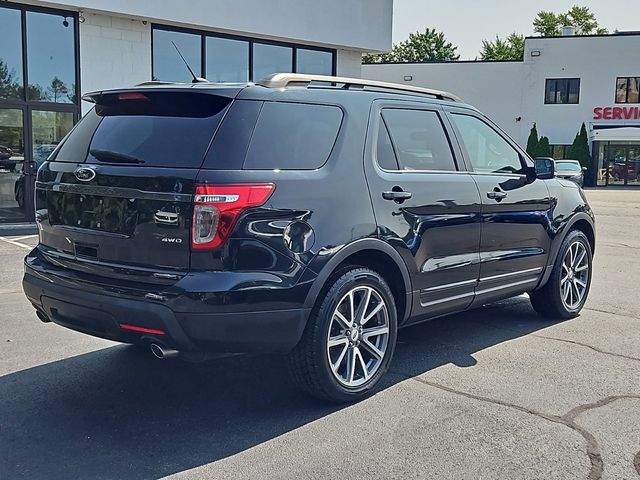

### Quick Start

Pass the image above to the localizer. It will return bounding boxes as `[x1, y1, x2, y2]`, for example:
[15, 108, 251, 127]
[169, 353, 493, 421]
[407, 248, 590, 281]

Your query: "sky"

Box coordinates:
[393, 0, 640, 59]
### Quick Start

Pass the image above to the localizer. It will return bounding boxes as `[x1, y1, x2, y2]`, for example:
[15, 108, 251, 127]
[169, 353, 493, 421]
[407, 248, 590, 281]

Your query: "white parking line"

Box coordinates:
[0, 236, 34, 250]
[11, 235, 38, 242]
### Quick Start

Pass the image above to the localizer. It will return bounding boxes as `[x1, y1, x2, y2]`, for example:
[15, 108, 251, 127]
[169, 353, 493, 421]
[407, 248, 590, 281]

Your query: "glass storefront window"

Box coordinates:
[31, 110, 74, 167]
[253, 43, 293, 81]
[26, 11, 76, 104]
[296, 49, 333, 75]
[0, 109, 26, 221]
[153, 29, 202, 82]
[0, 7, 24, 101]
[206, 37, 249, 83]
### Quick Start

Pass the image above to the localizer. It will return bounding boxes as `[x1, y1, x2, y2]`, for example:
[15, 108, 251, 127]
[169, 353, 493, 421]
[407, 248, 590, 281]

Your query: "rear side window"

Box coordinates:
[376, 120, 400, 170]
[381, 109, 457, 171]
[54, 92, 231, 168]
[243, 102, 342, 170]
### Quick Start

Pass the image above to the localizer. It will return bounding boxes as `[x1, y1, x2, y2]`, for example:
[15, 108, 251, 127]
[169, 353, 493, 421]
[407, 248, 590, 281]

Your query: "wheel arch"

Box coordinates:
[304, 239, 412, 323]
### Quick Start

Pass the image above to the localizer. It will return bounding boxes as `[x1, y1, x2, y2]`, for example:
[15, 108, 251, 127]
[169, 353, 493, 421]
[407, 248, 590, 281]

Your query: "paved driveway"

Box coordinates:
[1, 189, 639, 480]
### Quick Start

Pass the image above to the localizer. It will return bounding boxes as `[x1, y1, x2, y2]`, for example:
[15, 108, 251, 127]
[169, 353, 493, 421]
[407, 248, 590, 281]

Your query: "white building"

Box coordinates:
[363, 33, 640, 187]
[0, 0, 393, 224]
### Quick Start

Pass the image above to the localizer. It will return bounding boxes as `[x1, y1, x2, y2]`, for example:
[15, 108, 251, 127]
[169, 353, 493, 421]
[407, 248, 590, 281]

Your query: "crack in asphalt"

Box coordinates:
[583, 306, 640, 321]
[390, 371, 640, 480]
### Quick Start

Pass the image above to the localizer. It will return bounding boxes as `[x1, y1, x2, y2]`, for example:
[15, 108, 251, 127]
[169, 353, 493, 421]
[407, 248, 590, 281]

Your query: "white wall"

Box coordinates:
[362, 61, 526, 141]
[363, 34, 640, 148]
[24, 0, 393, 52]
[79, 13, 151, 112]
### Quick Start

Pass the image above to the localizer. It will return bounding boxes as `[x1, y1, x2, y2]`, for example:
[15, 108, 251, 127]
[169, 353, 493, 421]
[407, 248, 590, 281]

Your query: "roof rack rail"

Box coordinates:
[256, 73, 461, 102]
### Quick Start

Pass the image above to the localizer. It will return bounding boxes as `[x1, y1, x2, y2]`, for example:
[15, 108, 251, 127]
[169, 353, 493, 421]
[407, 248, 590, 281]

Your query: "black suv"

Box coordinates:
[23, 74, 595, 402]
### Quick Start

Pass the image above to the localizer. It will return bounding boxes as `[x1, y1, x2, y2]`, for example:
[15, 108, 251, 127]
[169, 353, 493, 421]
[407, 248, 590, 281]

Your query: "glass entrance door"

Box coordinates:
[0, 108, 27, 222]
[606, 145, 640, 186]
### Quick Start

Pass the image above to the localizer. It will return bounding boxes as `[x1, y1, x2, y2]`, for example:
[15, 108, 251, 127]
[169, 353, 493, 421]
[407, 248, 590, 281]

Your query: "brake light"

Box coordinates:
[191, 183, 275, 250]
[118, 92, 148, 101]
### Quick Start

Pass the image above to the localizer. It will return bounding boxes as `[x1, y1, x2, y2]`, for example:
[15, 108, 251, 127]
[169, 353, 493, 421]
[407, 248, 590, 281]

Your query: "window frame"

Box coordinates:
[446, 109, 530, 177]
[615, 76, 640, 104]
[0, 2, 80, 111]
[373, 106, 462, 174]
[151, 24, 336, 83]
[544, 78, 581, 105]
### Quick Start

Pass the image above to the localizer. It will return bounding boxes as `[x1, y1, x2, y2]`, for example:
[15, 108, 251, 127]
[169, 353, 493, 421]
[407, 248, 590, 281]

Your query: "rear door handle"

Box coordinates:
[487, 191, 507, 200]
[382, 191, 412, 201]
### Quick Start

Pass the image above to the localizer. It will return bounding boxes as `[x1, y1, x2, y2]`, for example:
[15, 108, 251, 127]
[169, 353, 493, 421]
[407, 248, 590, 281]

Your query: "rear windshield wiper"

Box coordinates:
[89, 149, 145, 164]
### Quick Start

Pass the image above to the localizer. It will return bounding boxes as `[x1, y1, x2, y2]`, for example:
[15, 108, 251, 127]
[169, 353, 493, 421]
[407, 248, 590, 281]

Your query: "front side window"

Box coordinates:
[545, 78, 580, 105]
[451, 114, 523, 174]
[381, 109, 457, 172]
[616, 77, 640, 104]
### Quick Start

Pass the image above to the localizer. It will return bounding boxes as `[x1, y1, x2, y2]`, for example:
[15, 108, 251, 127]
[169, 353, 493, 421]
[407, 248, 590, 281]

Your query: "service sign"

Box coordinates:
[593, 106, 640, 120]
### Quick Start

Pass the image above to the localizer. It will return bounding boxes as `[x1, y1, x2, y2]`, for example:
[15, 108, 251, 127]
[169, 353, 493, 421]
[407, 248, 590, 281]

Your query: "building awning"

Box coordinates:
[591, 125, 640, 142]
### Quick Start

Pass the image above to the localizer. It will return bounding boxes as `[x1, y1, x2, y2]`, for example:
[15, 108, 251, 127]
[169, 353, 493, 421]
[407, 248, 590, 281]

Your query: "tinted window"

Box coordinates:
[376, 119, 399, 170]
[296, 49, 333, 75]
[545, 78, 580, 105]
[253, 43, 292, 81]
[452, 114, 523, 174]
[206, 36, 249, 83]
[381, 109, 456, 171]
[0, 7, 23, 100]
[556, 161, 581, 172]
[244, 102, 342, 170]
[26, 11, 76, 103]
[54, 93, 231, 168]
[153, 29, 201, 82]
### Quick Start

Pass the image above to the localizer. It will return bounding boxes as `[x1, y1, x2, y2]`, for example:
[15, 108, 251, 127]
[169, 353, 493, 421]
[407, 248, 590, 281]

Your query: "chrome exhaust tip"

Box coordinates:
[150, 343, 179, 359]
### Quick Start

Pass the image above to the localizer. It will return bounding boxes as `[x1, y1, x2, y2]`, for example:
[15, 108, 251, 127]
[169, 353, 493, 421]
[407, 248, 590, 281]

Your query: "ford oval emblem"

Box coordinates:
[74, 167, 96, 182]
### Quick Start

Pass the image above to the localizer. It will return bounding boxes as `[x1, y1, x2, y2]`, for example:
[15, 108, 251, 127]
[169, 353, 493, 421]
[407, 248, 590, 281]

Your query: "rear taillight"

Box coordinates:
[191, 183, 275, 250]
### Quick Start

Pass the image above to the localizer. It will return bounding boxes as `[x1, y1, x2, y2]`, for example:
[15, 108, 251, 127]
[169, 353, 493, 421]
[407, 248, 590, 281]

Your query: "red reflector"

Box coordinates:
[119, 324, 165, 335]
[192, 183, 275, 250]
[117, 92, 148, 101]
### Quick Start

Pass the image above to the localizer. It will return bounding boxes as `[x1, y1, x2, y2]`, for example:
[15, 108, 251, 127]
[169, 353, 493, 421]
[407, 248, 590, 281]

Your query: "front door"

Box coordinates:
[446, 110, 551, 305]
[606, 145, 640, 186]
[0, 108, 27, 222]
[364, 102, 482, 323]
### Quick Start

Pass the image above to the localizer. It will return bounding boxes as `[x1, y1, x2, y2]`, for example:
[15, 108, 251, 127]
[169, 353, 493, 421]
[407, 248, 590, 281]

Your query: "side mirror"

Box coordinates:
[534, 157, 555, 180]
[582, 166, 588, 172]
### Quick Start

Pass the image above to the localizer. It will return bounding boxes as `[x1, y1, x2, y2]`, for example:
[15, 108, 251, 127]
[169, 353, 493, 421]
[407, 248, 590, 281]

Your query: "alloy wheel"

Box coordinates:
[560, 241, 590, 310]
[326, 286, 390, 387]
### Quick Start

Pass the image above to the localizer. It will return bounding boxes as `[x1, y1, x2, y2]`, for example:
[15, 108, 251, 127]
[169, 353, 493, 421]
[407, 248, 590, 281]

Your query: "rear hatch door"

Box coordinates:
[35, 88, 238, 282]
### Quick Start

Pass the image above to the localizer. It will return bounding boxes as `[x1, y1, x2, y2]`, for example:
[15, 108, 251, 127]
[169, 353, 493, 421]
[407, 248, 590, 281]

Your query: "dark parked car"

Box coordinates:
[0, 144, 17, 172]
[23, 74, 596, 402]
[553, 159, 587, 187]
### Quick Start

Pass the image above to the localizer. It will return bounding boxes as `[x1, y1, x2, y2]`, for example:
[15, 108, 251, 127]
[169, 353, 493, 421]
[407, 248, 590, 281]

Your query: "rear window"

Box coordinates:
[556, 161, 581, 172]
[52, 92, 231, 168]
[243, 102, 343, 170]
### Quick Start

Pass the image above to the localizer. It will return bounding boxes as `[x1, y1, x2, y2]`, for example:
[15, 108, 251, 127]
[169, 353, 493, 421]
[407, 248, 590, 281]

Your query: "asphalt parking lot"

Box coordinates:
[1, 189, 639, 480]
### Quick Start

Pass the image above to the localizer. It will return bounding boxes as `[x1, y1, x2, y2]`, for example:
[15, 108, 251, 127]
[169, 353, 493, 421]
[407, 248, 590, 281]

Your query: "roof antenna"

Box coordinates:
[171, 41, 207, 83]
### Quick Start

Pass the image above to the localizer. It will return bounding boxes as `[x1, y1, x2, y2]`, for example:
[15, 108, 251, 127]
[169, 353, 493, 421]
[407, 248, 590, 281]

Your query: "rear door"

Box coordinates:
[446, 109, 551, 303]
[35, 89, 236, 282]
[364, 101, 482, 323]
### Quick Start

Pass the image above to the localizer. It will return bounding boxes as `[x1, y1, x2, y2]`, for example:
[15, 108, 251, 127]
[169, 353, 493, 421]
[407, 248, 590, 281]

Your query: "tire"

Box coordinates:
[286, 267, 398, 403]
[530, 230, 592, 319]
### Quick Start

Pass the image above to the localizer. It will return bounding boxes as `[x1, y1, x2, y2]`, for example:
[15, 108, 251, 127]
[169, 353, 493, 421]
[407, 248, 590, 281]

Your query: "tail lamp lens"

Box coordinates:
[191, 184, 275, 250]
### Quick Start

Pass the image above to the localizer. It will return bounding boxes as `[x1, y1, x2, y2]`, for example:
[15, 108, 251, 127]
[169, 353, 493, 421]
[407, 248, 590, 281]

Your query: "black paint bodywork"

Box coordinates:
[22, 83, 596, 354]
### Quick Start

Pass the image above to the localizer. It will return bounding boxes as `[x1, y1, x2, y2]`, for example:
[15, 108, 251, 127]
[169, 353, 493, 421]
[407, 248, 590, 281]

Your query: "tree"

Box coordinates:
[363, 28, 459, 64]
[0, 59, 22, 100]
[567, 123, 591, 167]
[480, 33, 525, 61]
[47, 77, 69, 103]
[538, 136, 552, 157]
[526, 124, 540, 157]
[533, 6, 608, 37]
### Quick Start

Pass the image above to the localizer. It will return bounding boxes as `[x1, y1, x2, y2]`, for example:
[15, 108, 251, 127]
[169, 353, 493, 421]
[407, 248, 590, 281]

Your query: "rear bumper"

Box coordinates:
[23, 252, 310, 354]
